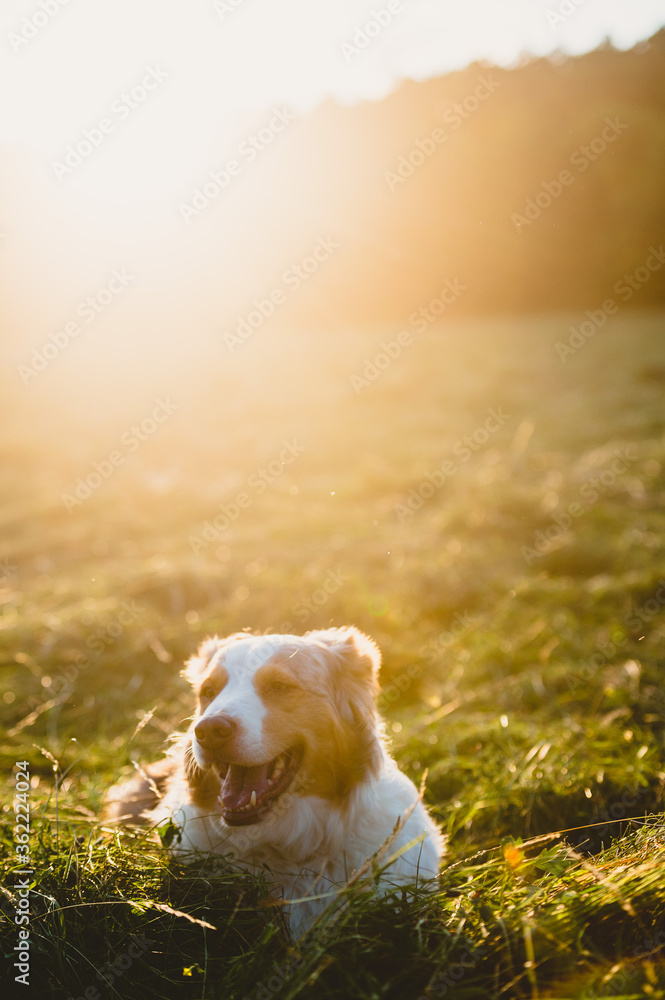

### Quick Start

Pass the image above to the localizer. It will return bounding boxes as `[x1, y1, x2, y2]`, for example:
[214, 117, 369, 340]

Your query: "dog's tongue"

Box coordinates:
[221, 762, 271, 810]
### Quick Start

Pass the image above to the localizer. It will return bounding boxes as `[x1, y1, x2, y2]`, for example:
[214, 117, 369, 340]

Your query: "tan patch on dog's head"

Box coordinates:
[253, 626, 383, 802]
[196, 662, 229, 709]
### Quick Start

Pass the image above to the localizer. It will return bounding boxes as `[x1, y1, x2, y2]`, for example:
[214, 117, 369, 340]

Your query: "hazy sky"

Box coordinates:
[2, 1, 664, 139]
[0, 0, 662, 209]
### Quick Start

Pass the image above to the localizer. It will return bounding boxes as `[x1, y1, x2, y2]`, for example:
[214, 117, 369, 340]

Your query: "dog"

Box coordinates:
[106, 626, 443, 936]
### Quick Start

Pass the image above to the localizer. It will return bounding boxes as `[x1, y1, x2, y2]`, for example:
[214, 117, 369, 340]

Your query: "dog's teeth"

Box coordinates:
[250, 790, 257, 807]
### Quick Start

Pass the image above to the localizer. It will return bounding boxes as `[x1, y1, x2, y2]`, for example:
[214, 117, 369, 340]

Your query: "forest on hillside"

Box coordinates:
[240, 29, 665, 324]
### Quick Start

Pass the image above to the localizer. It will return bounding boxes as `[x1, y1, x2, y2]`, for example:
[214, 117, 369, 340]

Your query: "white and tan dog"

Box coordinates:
[107, 626, 443, 936]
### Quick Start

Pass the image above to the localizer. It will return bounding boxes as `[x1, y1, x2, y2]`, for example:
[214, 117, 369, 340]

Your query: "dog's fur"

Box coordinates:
[106, 626, 443, 936]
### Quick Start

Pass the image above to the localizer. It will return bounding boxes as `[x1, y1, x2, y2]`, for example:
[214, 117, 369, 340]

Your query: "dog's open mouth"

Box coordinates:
[217, 744, 303, 826]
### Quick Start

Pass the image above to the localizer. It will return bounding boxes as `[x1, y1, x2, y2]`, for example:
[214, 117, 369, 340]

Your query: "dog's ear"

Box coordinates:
[182, 637, 221, 686]
[308, 626, 381, 723]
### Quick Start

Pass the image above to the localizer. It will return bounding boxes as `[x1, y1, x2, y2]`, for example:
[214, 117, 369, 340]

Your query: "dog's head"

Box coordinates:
[183, 627, 383, 826]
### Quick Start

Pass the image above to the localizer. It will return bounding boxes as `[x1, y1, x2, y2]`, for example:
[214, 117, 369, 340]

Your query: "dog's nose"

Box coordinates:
[194, 715, 236, 748]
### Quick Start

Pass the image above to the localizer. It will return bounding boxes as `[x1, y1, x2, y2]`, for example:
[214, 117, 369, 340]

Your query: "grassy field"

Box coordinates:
[1, 308, 665, 999]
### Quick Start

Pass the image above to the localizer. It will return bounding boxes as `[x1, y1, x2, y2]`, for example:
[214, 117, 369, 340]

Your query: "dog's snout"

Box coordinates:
[194, 715, 236, 748]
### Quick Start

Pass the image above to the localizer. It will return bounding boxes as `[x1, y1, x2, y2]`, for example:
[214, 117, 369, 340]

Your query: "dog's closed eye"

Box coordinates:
[265, 679, 296, 695]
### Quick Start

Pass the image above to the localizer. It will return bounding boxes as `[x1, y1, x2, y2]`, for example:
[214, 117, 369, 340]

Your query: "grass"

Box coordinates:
[1, 308, 665, 998]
